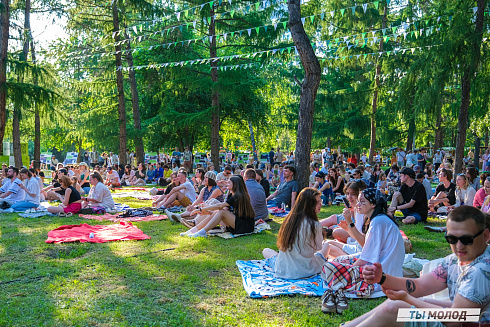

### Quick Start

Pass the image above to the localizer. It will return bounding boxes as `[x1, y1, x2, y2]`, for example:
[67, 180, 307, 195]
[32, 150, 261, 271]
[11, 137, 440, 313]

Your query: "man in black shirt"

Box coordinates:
[387, 167, 428, 224]
[429, 168, 456, 213]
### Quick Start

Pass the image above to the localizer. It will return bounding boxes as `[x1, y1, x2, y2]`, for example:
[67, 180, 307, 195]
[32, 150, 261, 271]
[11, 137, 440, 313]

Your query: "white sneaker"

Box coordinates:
[180, 230, 190, 236]
[187, 229, 207, 238]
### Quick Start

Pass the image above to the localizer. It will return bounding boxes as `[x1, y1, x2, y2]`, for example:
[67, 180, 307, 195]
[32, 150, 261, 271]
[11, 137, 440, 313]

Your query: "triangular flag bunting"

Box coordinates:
[310, 15, 314, 23]
[301, 17, 305, 24]
[374, 1, 379, 9]
[362, 3, 367, 12]
[340, 8, 345, 16]
[255, 27, 260, 34]
[351, 6, 356, 15]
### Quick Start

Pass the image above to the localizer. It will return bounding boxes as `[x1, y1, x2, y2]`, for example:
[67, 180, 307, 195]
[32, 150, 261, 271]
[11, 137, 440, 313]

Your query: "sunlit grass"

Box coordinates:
[0, 193, 450, 326]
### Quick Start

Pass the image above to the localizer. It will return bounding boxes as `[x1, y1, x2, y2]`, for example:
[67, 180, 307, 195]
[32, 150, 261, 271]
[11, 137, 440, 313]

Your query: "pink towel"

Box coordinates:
[80, 213, 168, 222]
[45, 222, 151, 244]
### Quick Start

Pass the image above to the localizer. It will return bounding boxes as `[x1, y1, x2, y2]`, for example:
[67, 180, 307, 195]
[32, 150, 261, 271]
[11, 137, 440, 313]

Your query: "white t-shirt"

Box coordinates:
[359, 214, 405, 277]
[180, 181, 197, 203]
[68, 170, 75, 177]
[396, 151, 406, 162]
[35, 176, 44, 191]
[24, 176, 40, 205]
[216, 172, 231, 182]
[106, 170, 120, 184]
[345, 212, 365, 249]
[88, 182, 115, 210]
[0, 178, 25, 203]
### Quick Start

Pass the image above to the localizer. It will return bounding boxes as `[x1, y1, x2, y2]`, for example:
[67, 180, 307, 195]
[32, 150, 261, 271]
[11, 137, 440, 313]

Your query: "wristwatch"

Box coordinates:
[379, 272, 387, 285]
[349, 222, 355, 228]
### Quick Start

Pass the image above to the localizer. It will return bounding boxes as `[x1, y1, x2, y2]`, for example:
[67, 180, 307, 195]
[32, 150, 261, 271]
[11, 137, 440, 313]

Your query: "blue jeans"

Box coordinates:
[11, 201, 38, 211]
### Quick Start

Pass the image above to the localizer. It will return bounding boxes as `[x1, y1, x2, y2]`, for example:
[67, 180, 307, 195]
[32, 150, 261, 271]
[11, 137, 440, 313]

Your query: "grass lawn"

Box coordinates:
[0, 195, 451, 326]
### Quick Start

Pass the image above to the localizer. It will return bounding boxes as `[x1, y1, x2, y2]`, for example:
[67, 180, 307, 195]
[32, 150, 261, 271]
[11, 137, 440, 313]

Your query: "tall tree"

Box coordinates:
[112, 0, 128, 166]
[454, 0, 485, 174]
[0, 0, 9, 154]
[288, 0, 321, 191]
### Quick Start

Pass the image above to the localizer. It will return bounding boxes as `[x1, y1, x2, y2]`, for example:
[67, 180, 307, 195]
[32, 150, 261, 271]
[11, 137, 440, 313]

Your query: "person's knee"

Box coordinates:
[332, 228, 347, 242]
[380, 299, 406, 316]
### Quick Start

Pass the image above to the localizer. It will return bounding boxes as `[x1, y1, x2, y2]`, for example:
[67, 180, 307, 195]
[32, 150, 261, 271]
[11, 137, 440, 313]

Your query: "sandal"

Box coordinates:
[181, 219, 195, 229]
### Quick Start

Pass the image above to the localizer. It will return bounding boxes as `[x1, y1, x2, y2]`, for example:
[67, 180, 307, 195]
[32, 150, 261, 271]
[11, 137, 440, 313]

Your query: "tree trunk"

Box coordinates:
[474, 134, 480, 168]
[434, 108, 443, 150]
[406, 116, 415, 151]
[12, 0, 31, 167]
[368, 5, 387, 165]
[12, 106, 22, 166]
[209, 5, 220, 169]
[248, 121, 257, 162]
[327, 136, 331, 149]
[485, 131, 488, 147]
[112, 1, 127, 166]
[288, 0, 321, 191]
[123, 28, 144, 164]
[0, 0, 9, 154]
[31, 41, 40, 169]
[77, 138, 83, 163]
[454, 0, 485, 175]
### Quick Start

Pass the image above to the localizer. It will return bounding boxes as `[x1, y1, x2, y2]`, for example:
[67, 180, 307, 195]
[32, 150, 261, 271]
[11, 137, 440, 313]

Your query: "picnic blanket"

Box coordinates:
[210, 221, 271, 239]
[236, 259, 326, 298]
[267, 206, 290, 217]
[80, 213, 168, 222]
[236, 253, 422, 299]
[45, 222, 150, 244]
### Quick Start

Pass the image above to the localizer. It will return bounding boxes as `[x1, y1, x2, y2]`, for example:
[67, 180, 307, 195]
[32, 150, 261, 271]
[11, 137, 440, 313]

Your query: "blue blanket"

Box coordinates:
[236, 259, 326, 298]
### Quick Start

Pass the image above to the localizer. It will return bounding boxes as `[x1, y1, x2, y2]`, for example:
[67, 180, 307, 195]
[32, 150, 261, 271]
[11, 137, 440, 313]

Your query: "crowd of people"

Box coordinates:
[2, 145, 490, 324]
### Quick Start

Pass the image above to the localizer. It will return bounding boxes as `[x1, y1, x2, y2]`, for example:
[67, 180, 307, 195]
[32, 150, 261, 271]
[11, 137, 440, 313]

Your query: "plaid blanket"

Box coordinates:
[321, 256, 374, 297]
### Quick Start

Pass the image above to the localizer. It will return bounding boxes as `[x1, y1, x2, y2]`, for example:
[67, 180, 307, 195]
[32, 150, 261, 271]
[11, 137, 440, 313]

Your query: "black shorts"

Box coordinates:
[226, 217, 255, 235]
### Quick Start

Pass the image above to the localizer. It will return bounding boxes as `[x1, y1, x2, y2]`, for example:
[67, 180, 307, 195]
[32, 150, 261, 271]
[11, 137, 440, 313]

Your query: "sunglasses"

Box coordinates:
[445, 229, 484, 245]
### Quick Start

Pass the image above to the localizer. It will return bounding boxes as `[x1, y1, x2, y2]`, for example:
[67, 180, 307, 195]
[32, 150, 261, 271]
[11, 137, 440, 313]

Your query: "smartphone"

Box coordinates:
[342, 197, 351, 208]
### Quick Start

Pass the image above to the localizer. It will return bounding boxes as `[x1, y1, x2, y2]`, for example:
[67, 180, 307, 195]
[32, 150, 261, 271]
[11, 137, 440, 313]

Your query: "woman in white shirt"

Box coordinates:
[262, 187, 330, 279]
[448, 174, 476, 209]
[320, 188, 405, 312]
[11, 168, 40, 211]
[82, 172, 115, 210]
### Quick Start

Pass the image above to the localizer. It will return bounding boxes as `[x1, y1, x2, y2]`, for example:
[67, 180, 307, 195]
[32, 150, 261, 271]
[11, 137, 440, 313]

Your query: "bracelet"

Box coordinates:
[379, 272, 387, 285]
[395, 206, 398, 210]
[349, 222, 355, 228]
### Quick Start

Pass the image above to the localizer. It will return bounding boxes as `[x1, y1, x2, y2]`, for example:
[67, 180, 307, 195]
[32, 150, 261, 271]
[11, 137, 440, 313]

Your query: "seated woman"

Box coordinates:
[78, 162, 91, 194]
[131, 163, 146, 186]
[145, 164, 155, 183]
[43, 169, 68, 201]
[71, 176, 84, 196]
[11, 168, 41, 211]
[183, 175, 255, 238]
[376, 172, 388, 195]
[318, 180, 367, 243]
[121, 165, 134, 186]
[192, 168, 205, 194]
[262, 187, 330, 279]
[82, 172, 115, 211]
[168, 171, 224, 226]
[329, 168, 345, 197]
[473, 173, 490, 208]
[312, 172, 333, 206]
[447, 174, 476, 210]
[271, 169, 281, 188]
[320, 188, 405, 313]
[47, 176, 82, 216]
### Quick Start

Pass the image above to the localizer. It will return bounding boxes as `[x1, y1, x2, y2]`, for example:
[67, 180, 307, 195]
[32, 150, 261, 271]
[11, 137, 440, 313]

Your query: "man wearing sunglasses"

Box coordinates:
[343, 206, 490, 326]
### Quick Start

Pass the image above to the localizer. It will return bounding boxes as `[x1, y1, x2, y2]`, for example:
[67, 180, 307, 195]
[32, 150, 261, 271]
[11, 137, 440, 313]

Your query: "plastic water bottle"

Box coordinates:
[281, 203, 286, 211]
[89, 233, 94, 239]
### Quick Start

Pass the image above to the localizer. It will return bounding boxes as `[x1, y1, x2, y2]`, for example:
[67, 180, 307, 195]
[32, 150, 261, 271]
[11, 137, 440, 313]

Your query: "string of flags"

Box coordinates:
[114, 43, 440, 72]
[64, 8, 452, 61]
[65, 0, 391, 56]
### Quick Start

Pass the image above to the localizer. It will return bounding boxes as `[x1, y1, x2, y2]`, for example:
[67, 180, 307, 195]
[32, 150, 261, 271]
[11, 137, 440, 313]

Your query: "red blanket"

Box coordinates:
[45, 222, 151, 244]
[80, 213, 167, 222]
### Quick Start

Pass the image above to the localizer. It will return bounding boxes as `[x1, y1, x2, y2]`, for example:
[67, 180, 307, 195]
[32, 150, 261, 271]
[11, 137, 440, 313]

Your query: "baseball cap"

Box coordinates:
[413, 165, 420, 171]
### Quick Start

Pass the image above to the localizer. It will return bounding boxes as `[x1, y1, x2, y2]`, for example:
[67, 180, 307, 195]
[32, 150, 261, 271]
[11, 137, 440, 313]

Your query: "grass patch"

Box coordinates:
[0, 198, 450, 326]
